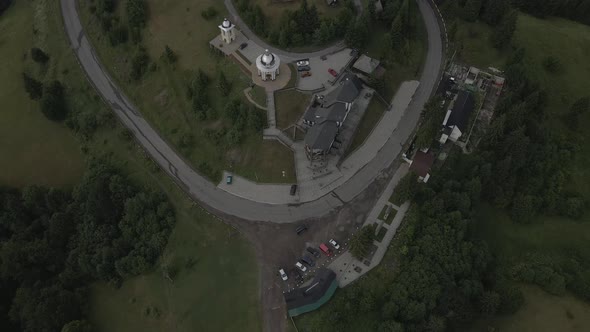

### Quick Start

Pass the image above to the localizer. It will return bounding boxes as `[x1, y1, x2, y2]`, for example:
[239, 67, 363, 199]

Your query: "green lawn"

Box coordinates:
[249, 85, 267, 108]
[470, 285, 590, 332]
[0, 0, 84, 187]
[374, 227, 387, 242]
[377, 205, 397, 225]
[453, 20, 509, 68]
[78, 0, 295, 183]
[229, 136, 296, 183]
[345, 98, 386, 156]
[275, 89, 310, 129]
[89, 203, 261, 332]
[1, 2, 262, 331]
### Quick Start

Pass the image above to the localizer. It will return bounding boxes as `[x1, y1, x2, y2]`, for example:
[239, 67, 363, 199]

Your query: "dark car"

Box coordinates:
[290, 184, 298, 195]
[320, 55, 327, 60]
[296, 225, 308, 235]
[239, 42, 248, 50]
[306, 247, 320, 258]
[297, 65, 311, 72]
[301, 255, 315, 267]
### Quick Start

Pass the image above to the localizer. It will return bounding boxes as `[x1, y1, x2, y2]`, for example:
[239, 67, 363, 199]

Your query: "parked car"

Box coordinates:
[307, 247, 320, 258]
[239, 42, 248, 50]
[297, 65, 311, 72]
[319, 243, 332, 256]
[301, 71, 312, 78]
[279, 268, 288, 281]
[320, 55, 327, 60]
[328, 68, 338, 77]
[296, 59, 310, 67]
[329, 239, 340, 250]
[290, 184, 298, 195]
[226, 175, 233, 184]
[295, 262, 307, 272]
[301, 255, 315, 267]
[296, 224, 308, 235]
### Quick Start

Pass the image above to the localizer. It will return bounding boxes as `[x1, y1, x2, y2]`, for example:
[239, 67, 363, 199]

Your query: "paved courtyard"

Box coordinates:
[296, 49, 356, 92]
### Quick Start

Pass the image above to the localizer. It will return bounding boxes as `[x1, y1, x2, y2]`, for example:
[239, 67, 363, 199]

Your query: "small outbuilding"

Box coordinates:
[439, 90, 475, 144]
[409, 150, 435, 183]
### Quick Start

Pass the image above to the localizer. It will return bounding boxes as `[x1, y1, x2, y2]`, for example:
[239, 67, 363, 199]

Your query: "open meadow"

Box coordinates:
[79, 0, 295, 183]
[0, 1, 262, 331]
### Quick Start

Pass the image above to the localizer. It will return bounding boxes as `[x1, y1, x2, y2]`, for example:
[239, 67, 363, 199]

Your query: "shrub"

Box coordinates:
[130, 47, 150, 80]
[40, 81, 67, 121]
[31, 47, 49, 63]
[542, 56, 562, 73]
[109, 24, 129, 46]
[200, 6, 218, 20]
[22, 73, 43, 100]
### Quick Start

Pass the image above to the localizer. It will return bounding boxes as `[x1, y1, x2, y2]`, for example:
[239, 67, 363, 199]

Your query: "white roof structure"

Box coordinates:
[219, 18, 234, 31]
[256, 49, 281, 81]
[352, 54, 380, 75]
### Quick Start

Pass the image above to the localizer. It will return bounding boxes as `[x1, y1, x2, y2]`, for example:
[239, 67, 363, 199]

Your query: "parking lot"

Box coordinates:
[296, 49, 356, 91]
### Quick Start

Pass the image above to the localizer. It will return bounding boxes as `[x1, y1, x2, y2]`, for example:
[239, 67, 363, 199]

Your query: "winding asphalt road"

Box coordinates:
[60, 0, 443, 223]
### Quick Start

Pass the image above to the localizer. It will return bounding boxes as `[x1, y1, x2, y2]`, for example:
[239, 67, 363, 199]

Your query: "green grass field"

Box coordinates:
[78, 0, 295, 183]
[0, 0, 84, 187]
[345, 98, 386, 156]
[0, 2, 262, 331]
[470, 285, 590, 332]
[89, 204, 261, 332]
[275, 89, 309, 129]
[248, 85, 267, 108]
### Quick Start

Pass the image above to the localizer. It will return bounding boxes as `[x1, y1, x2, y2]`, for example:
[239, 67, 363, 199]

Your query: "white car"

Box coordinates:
[295, 262, 307, 272]
[279, 268, 288, 281]
[329, 239, 340, 250]
[296, 60, 309, 67]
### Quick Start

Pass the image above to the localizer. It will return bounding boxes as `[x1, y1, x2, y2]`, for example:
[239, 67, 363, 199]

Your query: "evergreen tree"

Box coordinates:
[162, 45, 177, 64]
[218, 71, 231, 97]
[491, 10, 517, 49]
[463, 0, 483, 21]
[40, 81, 67, 121]
[481, 0, 508, 25]
[31, 47, 50, 63]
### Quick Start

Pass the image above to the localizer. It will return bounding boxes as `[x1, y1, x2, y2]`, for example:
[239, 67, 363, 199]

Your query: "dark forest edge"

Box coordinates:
[0, 159, 176, 332]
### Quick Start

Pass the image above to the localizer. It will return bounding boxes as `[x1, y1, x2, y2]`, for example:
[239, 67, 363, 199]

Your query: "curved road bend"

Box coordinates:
[223, 0, 363, 62]
[59, 0, 442, 223]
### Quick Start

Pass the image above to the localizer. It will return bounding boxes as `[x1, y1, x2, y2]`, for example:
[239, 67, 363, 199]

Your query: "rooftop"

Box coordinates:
[305, 121, 338, 151]
[446, 90, 475, 131]
[352, 54, 381, 75]
[410, 151, 435, 178]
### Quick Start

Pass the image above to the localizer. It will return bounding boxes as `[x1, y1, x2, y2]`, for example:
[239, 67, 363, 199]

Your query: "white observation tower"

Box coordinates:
[256, 49, 281, 81]
[219, 18, 236, 44]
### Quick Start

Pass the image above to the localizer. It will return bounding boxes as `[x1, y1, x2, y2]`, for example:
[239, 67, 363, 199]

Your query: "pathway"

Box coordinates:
[327, 163, 411, 287]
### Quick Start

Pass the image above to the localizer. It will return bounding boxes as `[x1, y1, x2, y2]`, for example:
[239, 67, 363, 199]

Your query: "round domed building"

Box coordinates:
[256, 49, 280, 81]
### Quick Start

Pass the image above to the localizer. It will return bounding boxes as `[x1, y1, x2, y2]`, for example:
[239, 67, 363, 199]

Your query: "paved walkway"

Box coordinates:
[243, 87, 267, 111]
[327, 163, 411, 287]
[266, 91, 276, 128]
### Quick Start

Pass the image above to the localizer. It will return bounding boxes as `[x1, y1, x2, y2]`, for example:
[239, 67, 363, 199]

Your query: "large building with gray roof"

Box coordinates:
[303, 73, 363, 160]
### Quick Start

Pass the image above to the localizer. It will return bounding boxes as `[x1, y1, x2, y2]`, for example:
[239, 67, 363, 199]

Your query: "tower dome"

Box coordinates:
[221, 18, 232, 29]
[256, 49, 280, 81]
[260, 50, 275, 67]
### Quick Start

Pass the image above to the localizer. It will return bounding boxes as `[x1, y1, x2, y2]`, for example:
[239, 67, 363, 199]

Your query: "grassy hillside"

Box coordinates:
[78, 0, 295, 183]
[0, 1, 261, 331]
[0, 0, 84, 187]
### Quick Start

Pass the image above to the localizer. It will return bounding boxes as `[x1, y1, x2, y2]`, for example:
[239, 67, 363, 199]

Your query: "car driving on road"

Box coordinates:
[329, 239, 340, 250]
[295, 261, 307, 272]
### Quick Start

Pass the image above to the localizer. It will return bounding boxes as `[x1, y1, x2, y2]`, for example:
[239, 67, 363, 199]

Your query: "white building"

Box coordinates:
[256, 49, 281, 81]
[218, 18, 236, 44]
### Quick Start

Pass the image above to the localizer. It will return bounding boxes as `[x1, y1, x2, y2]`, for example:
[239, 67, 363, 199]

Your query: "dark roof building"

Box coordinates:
[410, 151, 435, 183]
[303, 73, 364, 160]
[440, 90, 475, 144]
[284, 268, 338, 317]
[446, 90, 475, 132]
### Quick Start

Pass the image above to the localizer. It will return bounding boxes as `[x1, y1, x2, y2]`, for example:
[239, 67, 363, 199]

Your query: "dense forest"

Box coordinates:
[0, 160, 176, 331]
[437, 0, 590, 26]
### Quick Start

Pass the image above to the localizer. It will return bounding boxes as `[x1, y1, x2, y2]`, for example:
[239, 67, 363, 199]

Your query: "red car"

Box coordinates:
[328, 68, 338, 77]
[319, 243, 332, 256]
